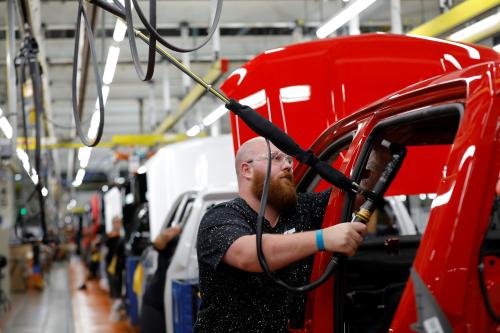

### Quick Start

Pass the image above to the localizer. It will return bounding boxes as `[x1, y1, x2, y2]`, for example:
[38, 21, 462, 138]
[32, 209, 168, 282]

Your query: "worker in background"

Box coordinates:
[354, 143, 397, 236]
[105, 216, 126, 321]
[195, 136, 367, 332]
[139, 225, 182, 333]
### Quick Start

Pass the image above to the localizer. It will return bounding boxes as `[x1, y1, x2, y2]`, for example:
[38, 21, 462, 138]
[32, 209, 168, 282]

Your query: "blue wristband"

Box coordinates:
[316, 229, 325, 251]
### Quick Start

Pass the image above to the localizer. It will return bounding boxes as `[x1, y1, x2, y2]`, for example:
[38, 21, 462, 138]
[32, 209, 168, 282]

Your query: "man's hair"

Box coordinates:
[234, 137, 267, 177]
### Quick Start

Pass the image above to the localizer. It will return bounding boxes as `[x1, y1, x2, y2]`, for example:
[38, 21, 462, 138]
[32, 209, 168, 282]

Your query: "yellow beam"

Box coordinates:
[17, 133, 189, 150]
[153, 59, 228, 135]
[408, 0, 500, 37]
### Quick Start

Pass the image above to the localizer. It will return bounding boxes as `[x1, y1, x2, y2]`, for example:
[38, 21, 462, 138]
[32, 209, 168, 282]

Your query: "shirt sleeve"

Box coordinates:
[197, 205, 254, 271]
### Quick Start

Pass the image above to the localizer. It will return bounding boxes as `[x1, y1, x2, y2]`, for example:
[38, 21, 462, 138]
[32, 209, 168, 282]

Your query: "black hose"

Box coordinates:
[123, 0, 156, 81]
[72, 0, 105, 147]
[29, 56, 48, 243]
[130, 0, 223, 53]
[14, 34, 49, 243]
[72, 0, 223, 146]
[478, 262, 500, 322]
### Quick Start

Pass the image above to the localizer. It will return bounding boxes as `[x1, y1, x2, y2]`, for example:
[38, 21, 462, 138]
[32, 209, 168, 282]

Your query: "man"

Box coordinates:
[354, 143, 397, 235]
[140, 225, 182, 333]
[195, 137, 367, 332]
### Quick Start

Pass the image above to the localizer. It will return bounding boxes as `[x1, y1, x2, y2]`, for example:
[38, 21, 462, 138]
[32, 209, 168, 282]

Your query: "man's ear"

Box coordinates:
[240, 162, 252, 180]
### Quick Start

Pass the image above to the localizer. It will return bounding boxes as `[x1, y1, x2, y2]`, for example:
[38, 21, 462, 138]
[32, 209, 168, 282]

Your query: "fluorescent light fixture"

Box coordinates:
[202, 105, 227, 126]
[78, 147, 92, 168]
[67, 199, 77, 210]
[0, 117, 13, 139]
[125, 193, 134, 204]
[73, 168, 86, 187]
[240, 89, 267, 109]
[102, 46, 120, 85]
[137, 165, 147, 174]
[17, 148, 31, 173]
[279, 85, 311, 103]
[448, 12, 500, 42]
[87, 111, 100, 139]
[41, 187, 48, 197]
[113, 19, 127, 42]
[107, 0, 132, 8]
[115, 177, 125, 184]
[31, 167, 39, 185]
[494, 44, 500, 52]
[0, 107, 13, 139]
[186, 125, 201, 137]
[316, 0, 377, 39]
[94, 85, 110, 109]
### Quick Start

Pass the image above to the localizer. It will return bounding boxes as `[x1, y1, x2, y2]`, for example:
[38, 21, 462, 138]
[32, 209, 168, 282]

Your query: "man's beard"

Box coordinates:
[251, 169, 298, 212]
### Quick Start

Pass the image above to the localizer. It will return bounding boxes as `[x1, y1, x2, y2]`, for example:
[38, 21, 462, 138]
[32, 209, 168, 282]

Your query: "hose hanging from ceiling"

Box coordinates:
[71, 0, 224, 147]
[14, 16, 48, 243]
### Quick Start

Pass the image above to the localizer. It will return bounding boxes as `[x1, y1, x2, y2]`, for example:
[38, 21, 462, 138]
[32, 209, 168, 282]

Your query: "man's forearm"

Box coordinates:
[224, 231, 318, 272]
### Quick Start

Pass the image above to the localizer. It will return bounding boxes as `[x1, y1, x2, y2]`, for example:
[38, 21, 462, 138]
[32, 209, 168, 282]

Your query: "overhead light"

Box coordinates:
[31, 167, 39, 185]
[113, 19, 127, 42]
[279, 85, 311, 103]
[115, 177, 125, 184]
[102, 185, 109, 192]
[41, 187, 48, 197]
[107, 0, 133, 9]
[202, 105, 227, 126]
[78, 147, 92, 168]
[17, 148, 31, 173]
[0, 117, 13, 139]
[448, 12, 500, 42]
[316, 0, 377, 39]
[102, 46, 120, 85]
[72, 168, 85, 187]
[186, 125, 201, 137]
[67, 199, 77, 210]
[87, 111, 100, 140]
[125, 193, 134, 204]
[14, 174, 22, 181]
[137, 165, 147, 174]
[94, 85, 110, 109]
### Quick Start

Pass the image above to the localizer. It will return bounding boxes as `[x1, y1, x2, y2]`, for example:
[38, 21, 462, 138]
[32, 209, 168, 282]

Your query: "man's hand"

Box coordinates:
[322, 222, 367, 256]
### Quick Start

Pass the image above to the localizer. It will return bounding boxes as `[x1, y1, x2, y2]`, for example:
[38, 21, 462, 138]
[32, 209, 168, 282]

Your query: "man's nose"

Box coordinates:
[281, 160, 292, 171]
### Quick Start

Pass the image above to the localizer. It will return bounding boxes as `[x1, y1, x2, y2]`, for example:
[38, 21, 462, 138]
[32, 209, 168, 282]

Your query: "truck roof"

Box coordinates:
[220, 33, 500, 152]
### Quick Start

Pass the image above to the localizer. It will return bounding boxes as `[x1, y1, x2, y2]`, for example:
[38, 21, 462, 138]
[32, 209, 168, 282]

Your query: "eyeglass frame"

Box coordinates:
[246, 151, 294, 167]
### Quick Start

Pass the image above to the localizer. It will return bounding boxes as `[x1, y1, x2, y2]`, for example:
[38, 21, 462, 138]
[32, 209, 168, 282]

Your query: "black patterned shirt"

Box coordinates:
[194, 189, 331, 332]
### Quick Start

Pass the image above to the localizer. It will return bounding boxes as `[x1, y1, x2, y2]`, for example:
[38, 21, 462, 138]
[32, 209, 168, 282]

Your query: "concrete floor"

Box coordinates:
[0, 258, 139, 333]
[2, 262, 73, 333]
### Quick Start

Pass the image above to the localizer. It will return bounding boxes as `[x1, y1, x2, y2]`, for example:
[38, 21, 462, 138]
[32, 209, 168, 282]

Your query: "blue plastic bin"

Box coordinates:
[172, 279, 201, 333]
[125, 256, 141, 325]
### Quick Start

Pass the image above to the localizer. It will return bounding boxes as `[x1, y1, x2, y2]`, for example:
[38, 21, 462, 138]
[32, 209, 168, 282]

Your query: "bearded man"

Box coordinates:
[194, 137, 367, 332]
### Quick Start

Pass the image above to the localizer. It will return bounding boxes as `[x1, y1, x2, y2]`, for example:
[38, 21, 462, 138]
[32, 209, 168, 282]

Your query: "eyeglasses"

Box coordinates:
[247, 152, 294, 167]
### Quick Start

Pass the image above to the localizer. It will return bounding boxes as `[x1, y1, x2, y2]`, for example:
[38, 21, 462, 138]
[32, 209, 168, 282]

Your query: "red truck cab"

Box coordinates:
[221, 34, 500, 332]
